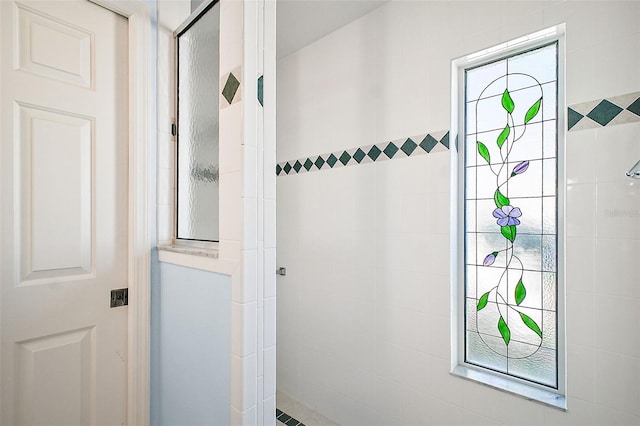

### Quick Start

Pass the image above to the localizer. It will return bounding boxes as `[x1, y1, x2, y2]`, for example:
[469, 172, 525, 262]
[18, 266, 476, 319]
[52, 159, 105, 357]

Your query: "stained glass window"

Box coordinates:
[463, 43, 558, 389]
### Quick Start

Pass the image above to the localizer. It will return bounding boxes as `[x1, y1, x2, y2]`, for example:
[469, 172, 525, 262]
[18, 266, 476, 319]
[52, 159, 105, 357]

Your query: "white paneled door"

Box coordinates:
[0, 1, 129, 424]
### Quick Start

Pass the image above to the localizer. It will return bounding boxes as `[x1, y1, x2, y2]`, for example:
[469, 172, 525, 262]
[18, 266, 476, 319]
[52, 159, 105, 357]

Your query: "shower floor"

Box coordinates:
[276, 391, 338, 426]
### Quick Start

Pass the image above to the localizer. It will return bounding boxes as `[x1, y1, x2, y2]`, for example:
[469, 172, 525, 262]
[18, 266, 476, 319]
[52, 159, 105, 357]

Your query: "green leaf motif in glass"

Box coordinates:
[498, 316, 511, 345]
[497, 124, 510, 149]
[494, 189, 510, 208]
[502, 89, 515, 114]
[477, 291, 490, 311]
[500, 225, 517, 242]
[477, 141, 490, 164]
[524, 98, 542, 124]
[519, 312, 542, 338]
[515, 279, 526, 305]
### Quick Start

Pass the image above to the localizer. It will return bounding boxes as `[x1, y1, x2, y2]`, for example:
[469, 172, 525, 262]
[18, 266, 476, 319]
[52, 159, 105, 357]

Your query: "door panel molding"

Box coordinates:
[17, 102, 95, 285]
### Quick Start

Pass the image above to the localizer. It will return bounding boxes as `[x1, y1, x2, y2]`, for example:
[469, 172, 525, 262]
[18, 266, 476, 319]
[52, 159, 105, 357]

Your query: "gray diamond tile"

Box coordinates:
[567, 107, 584, 131]
[627, 97, 640, 116]
[383, 142, 399, 158]
[222, 72, 240, 104]
[368, 145, 382, 161]
[353, 148, 366, 163]
[420, 134, 439, 153]
[339, 151, 351, 165]
[401, 138, 417, 156]
[303, 158, 313, 171]
[586, 99, 623, 126]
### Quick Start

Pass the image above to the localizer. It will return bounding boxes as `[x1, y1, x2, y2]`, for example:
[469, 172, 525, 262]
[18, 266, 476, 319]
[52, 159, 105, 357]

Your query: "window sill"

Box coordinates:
[157, 244, 235, 275]
[451, 365, 567, 411]
[157, 243, 219, 258]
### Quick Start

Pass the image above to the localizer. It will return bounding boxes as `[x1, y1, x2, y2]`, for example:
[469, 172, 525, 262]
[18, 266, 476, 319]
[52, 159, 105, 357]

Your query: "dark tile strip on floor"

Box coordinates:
[276, 408, 305, 426]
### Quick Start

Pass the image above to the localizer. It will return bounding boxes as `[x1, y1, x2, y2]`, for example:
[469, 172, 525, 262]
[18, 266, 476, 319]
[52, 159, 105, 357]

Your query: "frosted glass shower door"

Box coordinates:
[176, 1, 220, 242]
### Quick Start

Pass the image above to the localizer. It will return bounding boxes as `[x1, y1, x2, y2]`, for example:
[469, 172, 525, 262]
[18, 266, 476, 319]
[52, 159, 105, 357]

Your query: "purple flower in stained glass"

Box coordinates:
[493, 205, 522, 226]
[511, 161, 529, 176]
[483, 252, 498, 266]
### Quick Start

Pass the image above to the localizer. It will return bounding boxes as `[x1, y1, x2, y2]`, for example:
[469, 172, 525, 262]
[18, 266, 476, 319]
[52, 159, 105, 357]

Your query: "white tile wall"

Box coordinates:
[276, 1, 640, 424]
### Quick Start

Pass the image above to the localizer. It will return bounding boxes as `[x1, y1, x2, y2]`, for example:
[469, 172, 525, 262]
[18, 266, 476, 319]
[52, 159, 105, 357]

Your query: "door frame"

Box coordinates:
[88, 1, 152, 424]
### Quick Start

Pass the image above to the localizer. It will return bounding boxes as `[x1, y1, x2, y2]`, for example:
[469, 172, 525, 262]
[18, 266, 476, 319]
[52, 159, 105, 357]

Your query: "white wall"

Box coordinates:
[276, 1, 640, 425]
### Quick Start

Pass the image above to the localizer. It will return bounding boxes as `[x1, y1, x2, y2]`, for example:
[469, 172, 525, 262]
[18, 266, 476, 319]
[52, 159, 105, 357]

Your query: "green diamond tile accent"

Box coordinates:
[315, 156, 325, 169]
[586, 99, 623, 126]
[257, 75, 264, 106]
[276, 164, 282, 175]
[327, 153, 338, 167]
[339, 151, 351, 165]
[368, 145, 382, 161]
[303, 158, 313, 171]
[627, 97, 640, 116]
[401, 138, 417, 156]
[383, 142, 399, 158]
[283, 162, 292, 174]
[420, 134, 439, 153]
[293, 160, 302, 173]
[440, 132, 450, 149]
[222, 72, 240, 104]
[567, 107, 584, 131]
[353, 148, 366, 163]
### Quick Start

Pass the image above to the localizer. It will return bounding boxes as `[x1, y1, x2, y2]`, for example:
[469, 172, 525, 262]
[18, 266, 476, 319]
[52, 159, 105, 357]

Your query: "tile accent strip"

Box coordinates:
[276, 92, 640, 176]
[276, 408, 305, 426]
[276, 130, 449, 176]
[568, 91, 640, 131]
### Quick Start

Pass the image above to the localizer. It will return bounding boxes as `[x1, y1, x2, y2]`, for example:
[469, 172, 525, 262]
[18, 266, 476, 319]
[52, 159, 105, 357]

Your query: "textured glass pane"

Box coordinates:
[542, 235, 557, 272]
[507, 270, 542, 309]
[466, 60, 507, 101]
[542, 120, 557, 159]
[505, 121, 543, 163]
[506, 160, 543, 198]
[543, 159, 557, 196]
[467, 332, 508, 373]
[512, 235, 542, 271]
[466, 265, 477, 299]
[475, 232, 509, 268]
[465, 201, 477, 232]
[508, 346, 556, 387]
[177, 4, 220, 241]
[508, 197, 542, 235]
[543, 273, 556, 311]
[507, 44, 557, 84]
[542, 310, 556, 350]
[463, 42, 558, 389]
[543, 197, 556, 234]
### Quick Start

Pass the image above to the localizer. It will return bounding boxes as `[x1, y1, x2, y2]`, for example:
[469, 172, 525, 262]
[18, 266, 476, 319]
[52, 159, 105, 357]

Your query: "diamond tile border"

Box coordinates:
[568, 91, 640, 131]
[276, 91, 640, 177]
[276, 130, 449, 176]
[276, 408, 305, 426]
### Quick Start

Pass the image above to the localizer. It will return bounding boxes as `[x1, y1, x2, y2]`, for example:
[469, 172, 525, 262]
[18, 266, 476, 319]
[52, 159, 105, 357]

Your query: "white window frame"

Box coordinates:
[449, 25, 567, 410]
